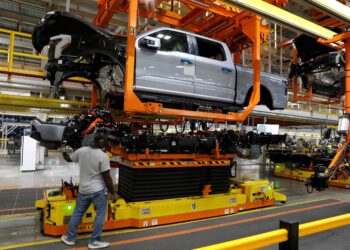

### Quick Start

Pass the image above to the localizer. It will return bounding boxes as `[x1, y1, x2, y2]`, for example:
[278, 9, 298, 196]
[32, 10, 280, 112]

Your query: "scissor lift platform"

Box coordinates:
[35, 179, 286, 236]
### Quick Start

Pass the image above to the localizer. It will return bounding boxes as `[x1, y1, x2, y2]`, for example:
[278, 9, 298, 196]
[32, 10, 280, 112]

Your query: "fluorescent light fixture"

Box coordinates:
[164, 35, 171, 40]
[157, 33, 165, 38]
[222, 0, 336, 39]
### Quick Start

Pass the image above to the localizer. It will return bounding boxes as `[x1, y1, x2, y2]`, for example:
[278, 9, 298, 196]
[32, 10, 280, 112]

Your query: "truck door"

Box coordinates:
[193, 36, 235, 103]
[135, 29, 195, 99]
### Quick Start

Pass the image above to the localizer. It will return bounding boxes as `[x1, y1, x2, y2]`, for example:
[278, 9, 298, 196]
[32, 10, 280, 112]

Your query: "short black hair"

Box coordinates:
[93, 132, 109, 149]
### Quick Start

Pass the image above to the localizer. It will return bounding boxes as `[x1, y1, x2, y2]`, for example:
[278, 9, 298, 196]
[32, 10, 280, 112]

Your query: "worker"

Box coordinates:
[60, 132, 118, 249]
[295, 139, 306, 154]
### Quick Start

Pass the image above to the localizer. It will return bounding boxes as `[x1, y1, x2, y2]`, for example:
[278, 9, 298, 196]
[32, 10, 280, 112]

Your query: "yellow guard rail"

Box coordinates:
[195, 213, 350, 250]
[0, 28, 46, 77]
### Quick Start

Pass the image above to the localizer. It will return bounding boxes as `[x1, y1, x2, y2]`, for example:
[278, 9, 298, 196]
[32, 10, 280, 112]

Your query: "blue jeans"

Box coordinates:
[66, 189, 107, 243]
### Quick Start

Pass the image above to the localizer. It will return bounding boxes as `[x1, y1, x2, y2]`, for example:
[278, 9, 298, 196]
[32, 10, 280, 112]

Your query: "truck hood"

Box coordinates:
[32, 11, 124, 52]
[294, 34, 336, 62]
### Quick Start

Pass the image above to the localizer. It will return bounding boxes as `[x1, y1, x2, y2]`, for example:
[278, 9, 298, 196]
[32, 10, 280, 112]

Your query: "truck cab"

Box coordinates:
[135, 27, 288, 110]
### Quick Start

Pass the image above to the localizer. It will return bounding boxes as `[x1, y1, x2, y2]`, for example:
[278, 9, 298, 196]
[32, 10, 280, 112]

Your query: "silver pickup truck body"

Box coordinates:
[32, 11, 287, 111]
[135, 27, 287, 110]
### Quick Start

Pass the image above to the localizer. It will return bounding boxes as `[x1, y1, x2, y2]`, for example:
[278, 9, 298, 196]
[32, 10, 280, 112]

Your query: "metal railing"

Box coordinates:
[0, 28, 46, 77]
[0, 27, 89, 83]
[195, 213, 350, 250]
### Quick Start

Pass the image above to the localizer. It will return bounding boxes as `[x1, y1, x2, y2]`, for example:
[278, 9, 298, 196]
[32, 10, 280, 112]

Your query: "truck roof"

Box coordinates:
[139, 27, 228, 47]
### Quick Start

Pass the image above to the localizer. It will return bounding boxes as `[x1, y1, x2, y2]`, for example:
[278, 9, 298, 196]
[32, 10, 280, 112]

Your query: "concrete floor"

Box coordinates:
[1, 154, 350, 249]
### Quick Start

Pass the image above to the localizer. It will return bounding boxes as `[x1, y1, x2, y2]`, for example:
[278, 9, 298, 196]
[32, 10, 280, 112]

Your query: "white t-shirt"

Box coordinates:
[71, 146, 111, 195]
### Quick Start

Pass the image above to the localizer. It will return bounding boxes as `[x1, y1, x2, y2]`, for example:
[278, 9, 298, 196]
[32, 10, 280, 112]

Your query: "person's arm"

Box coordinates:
[62, 152, 73, 162]
[102, 170, 118, 201]
[62, 148, 80, 163]
[100, 154, 118, 201]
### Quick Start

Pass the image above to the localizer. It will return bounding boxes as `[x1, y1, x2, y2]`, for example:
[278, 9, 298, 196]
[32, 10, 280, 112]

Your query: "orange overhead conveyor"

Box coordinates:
[94, 0, 270, 122]
[93, 0, 340, 122]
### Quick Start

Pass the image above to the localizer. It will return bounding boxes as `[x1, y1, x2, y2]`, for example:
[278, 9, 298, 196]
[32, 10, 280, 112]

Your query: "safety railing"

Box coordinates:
[0, 28, 90, 83]
[0, 28, 46, 77]
[195, 213, 350, 250]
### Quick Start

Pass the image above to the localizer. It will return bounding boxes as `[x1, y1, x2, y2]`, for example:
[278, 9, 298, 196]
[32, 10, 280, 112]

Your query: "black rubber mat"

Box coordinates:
[0, 188, 45, 216]
[118, 167, 203, 201]
[206, 167, 231, 194]
[118, 166, 231, 202]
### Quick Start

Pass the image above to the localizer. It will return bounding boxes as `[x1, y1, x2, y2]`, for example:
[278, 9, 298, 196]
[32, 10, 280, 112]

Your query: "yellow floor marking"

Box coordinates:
[0, 198, 333, 249]
[0, 212, 39, 220]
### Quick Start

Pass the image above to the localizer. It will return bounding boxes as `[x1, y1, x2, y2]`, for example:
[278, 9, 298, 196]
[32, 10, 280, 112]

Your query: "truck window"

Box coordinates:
[195, 37, 226, 61]
[149, 30, 189, 53]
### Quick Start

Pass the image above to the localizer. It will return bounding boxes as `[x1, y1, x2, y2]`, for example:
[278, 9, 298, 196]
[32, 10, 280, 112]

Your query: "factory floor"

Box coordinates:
[1, 154, 350, 249]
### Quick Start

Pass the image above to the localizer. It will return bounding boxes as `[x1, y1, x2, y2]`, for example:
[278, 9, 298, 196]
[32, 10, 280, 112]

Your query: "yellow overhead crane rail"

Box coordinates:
[222, 0, 337, 39]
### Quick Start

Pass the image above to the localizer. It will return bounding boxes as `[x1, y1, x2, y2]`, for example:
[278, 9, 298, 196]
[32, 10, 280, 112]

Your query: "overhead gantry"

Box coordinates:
[93, 0, 340, 122]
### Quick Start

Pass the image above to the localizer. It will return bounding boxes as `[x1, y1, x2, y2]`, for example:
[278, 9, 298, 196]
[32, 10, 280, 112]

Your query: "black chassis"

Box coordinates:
[32, 11, 127, 100]
[289, 34, 345, 98]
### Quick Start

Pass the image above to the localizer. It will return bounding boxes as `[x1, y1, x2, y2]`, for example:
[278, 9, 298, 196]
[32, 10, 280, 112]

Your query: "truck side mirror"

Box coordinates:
[139, 36, 161, 51]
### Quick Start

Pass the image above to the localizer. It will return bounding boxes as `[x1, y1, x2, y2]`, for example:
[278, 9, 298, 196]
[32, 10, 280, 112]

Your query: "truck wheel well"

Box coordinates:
[244, 86, 273, 110]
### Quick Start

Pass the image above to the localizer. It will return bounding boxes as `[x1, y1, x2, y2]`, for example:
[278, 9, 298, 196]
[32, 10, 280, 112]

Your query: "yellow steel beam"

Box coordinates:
[0, 28, 32, 38]
[0, 104, 85, 116]
[0, 66, 91, 83]
[0, 50, 47, 60]
[196, 213, 350, 250]
[0, 66, 45, 77]
[299, 213, 350, 237]
[0, 94, 90, 110]
[194, 229, 288, 250]
[222, 0, 337, 39]
[13, 51, 47, 60]
[304, 0, 350, 25]
[8, 32, 15, 72]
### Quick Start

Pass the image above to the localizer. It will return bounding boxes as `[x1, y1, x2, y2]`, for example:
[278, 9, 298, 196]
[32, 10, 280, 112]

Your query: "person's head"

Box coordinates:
[92, 132, 109, 150]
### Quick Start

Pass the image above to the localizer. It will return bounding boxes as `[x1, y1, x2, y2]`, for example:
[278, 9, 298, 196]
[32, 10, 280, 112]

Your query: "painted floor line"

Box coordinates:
[0, 184, 61, 190]
[0, 212, 39, 220]
[0, 207, 35, 213]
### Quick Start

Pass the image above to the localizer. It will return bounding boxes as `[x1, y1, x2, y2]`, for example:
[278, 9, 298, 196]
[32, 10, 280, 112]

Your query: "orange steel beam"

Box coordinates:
[292, 48, 313, 102]
[179, 0, 239, 17]
[178, 8, 205, 27]
[93, 0, 286, 41]
[328, 143, 348, 170]
[346, 39, 350, 115]
[123, 0, 261, 121]
[91, 84, 97, 108]
[94, 0, 124, 27]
